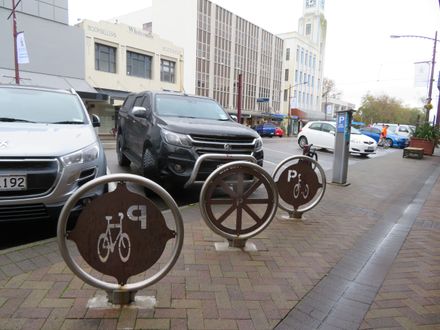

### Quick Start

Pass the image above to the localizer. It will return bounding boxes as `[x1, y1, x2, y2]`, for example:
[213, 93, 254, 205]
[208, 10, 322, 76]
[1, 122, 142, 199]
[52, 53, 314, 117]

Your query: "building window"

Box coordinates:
[161, 59, 176, 83]
[306, 23, 311, 35]
[95, 43, 116, 73]
[127, 51, 152, 79]
[284, 89, 288, 101]
[284, 69, 289, 81]
[286, 48, 290, 61]
[143, 22, 152, 33]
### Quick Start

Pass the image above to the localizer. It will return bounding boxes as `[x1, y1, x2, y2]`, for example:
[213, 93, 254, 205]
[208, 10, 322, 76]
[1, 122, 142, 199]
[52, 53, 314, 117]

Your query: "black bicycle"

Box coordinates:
[302, 144, 318, 169]
[303, 144, 318, 161]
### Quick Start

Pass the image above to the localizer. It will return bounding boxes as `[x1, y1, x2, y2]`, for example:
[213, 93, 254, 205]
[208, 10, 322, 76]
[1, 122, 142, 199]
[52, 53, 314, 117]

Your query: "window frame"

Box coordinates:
[126, 51, 152, 79]
[160, 59, 176, 83]
[95, 43, 117, 73]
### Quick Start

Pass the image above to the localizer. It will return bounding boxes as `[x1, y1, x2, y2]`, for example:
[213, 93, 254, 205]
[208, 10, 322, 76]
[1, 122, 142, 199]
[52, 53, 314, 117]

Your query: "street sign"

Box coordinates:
[257, 97, 270, 103]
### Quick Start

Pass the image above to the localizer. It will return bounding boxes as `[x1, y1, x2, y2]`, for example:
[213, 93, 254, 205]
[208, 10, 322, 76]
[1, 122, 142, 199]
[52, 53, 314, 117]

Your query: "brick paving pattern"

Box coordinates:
[0, 151, 439, 329]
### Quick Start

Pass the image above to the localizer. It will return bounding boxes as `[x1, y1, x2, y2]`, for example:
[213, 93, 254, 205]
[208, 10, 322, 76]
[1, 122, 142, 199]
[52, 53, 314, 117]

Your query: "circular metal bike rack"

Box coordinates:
[272, 155, 326, 219]
[200, 161, 278, 249]
[57, 173, 184, 305]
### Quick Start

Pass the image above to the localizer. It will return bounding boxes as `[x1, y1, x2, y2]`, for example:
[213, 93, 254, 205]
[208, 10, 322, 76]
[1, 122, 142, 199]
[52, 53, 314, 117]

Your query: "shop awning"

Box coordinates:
[271, 114, 286, 120]
[0, 68, 97, 94]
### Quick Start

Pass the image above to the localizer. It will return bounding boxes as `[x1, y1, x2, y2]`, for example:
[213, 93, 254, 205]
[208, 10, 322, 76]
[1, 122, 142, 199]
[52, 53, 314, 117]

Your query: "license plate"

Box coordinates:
[0, 175, 27, 191]
[366, 147, 374, 151]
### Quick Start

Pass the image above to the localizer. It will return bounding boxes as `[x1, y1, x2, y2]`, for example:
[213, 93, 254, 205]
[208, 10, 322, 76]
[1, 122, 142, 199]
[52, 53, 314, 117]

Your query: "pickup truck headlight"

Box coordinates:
[61, 143, 100, 167]
[255, 137, 263, 151]
[161, 129, 192, 148]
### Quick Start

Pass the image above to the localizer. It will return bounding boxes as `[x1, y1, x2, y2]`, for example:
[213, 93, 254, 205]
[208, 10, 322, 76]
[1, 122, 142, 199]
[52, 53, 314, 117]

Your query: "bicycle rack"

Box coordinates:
[272, 155, 326, 220]
[199, 161, 278, 250]
[57, 174, 184, 306]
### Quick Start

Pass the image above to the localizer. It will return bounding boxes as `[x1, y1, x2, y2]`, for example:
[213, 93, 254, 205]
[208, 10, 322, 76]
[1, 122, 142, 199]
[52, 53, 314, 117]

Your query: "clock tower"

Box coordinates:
[304, 0, 325, 13]
[300, 0, 326, 45]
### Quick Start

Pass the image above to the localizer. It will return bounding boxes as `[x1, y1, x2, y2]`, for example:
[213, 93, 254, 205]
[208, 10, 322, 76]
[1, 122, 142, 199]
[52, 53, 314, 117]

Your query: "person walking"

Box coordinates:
[379, 124, 389, 147]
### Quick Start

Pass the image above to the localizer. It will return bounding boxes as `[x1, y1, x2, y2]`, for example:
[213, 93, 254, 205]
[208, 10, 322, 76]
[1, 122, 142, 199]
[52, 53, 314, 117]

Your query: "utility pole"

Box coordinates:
[391, 32, 438, 123]
[236, 72, 242, 124]
[8, 0, 21, 84]
[427, 31, 437, 123]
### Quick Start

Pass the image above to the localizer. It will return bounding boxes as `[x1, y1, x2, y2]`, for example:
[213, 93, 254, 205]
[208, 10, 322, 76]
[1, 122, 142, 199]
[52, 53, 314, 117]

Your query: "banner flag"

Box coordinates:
[16, 32, 30, 64]
[414, 62, 429, 88]
[290, 97, 297, 108]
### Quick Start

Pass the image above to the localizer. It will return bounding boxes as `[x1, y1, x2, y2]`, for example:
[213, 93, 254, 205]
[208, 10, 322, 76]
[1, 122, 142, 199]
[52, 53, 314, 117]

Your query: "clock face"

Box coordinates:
[306, 0, 316, 8]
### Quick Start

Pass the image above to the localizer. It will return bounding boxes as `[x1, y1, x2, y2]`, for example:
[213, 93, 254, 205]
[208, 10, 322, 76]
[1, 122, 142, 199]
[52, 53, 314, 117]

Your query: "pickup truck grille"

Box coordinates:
[189, 135, 257, 156]
[0, 158, 59, 199]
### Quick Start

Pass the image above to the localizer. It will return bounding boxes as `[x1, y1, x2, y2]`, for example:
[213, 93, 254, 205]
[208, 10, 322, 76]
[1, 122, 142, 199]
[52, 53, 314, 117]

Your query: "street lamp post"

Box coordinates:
[286, 81, 308, 114]
[286, 81, 308, 136]
[391, 32, 438, 123]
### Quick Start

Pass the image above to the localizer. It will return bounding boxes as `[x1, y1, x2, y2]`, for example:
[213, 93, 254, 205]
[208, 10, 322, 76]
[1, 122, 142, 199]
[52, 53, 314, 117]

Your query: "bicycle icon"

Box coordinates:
[97, 212, 131, 263]
[293, 174, 309, 199]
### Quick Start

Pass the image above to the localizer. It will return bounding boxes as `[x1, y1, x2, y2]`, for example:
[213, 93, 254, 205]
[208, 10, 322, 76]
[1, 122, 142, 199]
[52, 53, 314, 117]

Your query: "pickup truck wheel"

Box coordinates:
[117, 134, 131, 167]
[142, 148, 159, 182]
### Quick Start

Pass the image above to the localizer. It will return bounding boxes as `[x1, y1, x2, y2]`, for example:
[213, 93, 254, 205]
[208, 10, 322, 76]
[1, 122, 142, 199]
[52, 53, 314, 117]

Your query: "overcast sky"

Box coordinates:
[69, 0, 440, 113]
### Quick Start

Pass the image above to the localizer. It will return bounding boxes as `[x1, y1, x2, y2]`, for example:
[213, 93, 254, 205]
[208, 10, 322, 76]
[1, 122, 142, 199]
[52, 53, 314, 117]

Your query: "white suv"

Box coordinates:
[0, 85, 107, 223]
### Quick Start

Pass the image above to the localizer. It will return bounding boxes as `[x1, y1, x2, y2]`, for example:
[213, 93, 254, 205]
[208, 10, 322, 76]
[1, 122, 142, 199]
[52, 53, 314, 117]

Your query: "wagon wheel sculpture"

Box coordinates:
[200, 161, 278, 244]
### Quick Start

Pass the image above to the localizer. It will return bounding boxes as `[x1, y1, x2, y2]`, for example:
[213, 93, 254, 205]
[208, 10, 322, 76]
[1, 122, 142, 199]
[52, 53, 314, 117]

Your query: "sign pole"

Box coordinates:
[9, 0, 21, 84]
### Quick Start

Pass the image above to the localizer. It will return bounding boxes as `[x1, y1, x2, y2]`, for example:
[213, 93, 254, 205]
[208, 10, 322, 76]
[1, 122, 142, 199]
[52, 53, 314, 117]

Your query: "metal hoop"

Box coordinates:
[57, 173, 184, 292]
[272, 155, 326, 214]
[199, 161, 278, 241]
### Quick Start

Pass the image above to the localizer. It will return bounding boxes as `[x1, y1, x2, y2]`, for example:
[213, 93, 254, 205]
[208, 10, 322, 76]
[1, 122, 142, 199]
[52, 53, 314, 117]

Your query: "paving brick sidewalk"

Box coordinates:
[0, 150, 439, 330]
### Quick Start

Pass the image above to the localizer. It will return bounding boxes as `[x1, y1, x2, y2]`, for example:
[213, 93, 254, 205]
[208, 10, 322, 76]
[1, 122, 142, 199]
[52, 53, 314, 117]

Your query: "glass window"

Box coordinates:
[0, 88, 86, 124]
[322, 123, 335, 133]
[285, 69, 289, 81]
[286, 48, 290, 61]
[127, 51, 152, 79]
[161, 59, 176, 83]
[309, 123, 321, 130]
[306, 23, 311, 35]
[155, 94, 228, 120]
[95, 43, 116, 73]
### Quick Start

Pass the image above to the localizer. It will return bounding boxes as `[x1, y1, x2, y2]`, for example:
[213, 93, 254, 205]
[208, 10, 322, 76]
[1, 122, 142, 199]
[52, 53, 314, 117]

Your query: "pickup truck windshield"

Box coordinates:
[0, 88, 87, 124]
[155, 94, 229, 120]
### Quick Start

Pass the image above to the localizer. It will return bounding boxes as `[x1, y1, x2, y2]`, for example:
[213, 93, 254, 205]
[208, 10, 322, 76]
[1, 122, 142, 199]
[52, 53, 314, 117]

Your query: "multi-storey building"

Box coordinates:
[77, 19, 183, 134]
[114, 0, 284, 126]
[279, 0, 327, 134]
[0, 0, 96, 99]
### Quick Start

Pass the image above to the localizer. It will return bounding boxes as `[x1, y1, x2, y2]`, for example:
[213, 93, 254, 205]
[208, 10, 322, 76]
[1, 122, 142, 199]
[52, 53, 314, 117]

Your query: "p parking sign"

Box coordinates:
[337, 112, 346, 133]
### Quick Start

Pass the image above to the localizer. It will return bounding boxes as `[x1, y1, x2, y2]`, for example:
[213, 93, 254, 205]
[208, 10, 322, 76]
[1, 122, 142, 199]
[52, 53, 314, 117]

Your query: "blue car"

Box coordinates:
[359, 126, 409, 148]
[255, 122, 277, 137]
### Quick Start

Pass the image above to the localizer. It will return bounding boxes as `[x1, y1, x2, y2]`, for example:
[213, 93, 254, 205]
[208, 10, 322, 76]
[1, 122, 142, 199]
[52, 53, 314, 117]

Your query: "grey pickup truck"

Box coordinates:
[116, 91, 264, 188]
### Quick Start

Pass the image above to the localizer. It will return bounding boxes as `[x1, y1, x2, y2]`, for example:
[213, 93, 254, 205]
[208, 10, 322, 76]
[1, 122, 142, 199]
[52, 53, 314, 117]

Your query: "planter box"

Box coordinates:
[409, 138, 435, 155]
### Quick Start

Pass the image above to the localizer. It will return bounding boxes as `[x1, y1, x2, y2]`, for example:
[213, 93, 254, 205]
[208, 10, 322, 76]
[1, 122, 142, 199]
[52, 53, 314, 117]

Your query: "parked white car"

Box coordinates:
[297, 121, 377, 157]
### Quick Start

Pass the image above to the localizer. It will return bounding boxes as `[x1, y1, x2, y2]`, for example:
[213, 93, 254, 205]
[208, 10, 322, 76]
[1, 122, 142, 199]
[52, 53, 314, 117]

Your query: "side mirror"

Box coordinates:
[91, 114, 101, 127]
[132, 106, 151, 119]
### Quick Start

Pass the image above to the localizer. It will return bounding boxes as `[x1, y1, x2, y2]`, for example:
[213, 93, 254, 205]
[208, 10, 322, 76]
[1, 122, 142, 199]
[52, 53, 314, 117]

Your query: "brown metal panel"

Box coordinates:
[68, 183, 175, 285]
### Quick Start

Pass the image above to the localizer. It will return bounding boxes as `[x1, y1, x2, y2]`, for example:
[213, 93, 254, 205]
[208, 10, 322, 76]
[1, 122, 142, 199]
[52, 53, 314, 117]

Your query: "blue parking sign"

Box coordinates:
[337, 113, 346, 133]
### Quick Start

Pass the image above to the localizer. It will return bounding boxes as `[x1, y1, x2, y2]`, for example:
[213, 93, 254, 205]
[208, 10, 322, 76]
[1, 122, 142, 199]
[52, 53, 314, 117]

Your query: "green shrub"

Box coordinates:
[413, 124, 440, 146]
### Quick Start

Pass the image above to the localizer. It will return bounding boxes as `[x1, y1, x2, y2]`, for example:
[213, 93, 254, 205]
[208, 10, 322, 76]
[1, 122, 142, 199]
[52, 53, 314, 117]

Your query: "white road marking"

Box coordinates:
[263, 147, 295, 156]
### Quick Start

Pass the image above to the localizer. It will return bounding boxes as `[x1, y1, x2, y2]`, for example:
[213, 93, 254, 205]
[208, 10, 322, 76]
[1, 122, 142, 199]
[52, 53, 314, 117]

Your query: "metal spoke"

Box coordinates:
[214, 204, 237, 225]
